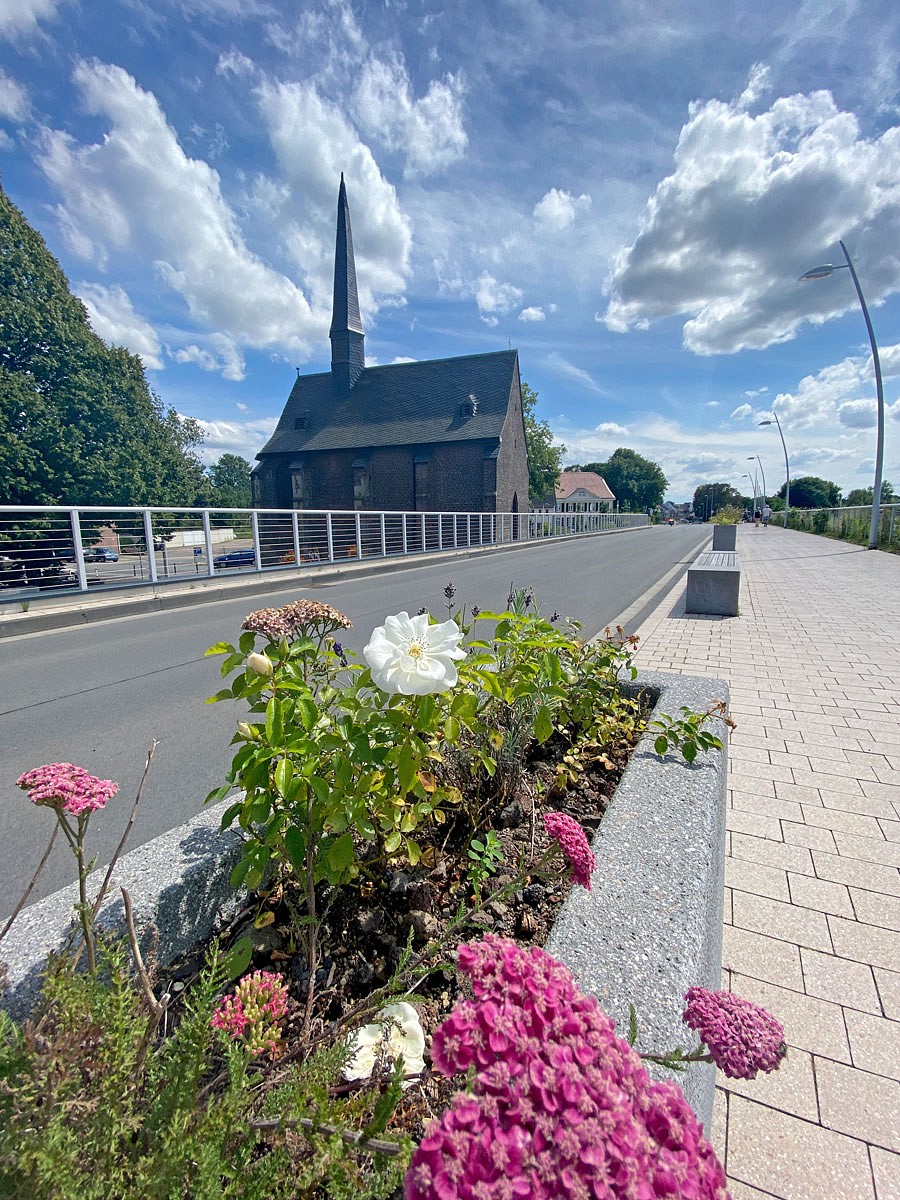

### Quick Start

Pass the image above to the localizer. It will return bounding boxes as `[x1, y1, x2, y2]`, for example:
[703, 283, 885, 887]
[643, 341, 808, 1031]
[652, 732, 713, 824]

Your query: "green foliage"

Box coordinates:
[650, 704, 727, 764]
[844, 481, 896, 506]
[775, 475, 841, 509]
[521, 380, 566, 503]
[0, 184, 208, 507]
[710, 505, 742, 525]
[207, 453, 253, 509]
[467, 829, 504, 898]
[692, 483, 743, 518]
[812, 511, 829, 534]
[579, 448, 667, 512]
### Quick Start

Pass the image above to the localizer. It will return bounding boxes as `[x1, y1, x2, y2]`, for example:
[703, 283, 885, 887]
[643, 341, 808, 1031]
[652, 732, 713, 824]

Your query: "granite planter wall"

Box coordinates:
[0, 669, 728, 1128]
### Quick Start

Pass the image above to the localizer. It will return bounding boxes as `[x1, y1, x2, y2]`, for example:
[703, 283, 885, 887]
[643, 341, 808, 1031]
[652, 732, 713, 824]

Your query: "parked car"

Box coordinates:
[213, 547, 257, 569]
[83, 546, 120, 562]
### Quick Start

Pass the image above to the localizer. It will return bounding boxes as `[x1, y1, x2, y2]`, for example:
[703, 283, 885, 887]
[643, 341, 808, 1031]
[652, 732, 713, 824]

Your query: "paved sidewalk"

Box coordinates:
[632, 526, 900, 1200]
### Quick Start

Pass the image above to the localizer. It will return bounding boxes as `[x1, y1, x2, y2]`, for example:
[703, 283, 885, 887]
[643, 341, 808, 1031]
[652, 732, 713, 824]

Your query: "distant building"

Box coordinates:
[533, 470, 616, 514]
[253, 176, 529, 516]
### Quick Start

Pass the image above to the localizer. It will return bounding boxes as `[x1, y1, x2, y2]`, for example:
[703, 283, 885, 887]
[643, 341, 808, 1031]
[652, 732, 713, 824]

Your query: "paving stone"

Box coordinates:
[870, 1147, 900, 1200]
[820, 792, 900, 819]
[880, 818, 900, 843]
[844, 1009, 900, 1082]
[875, 968, 900, 1021]
[726, 858, 790, 902]
[732, 892, 833, 953]
[782, 821, 838, 853]
[799, 948, 881, 1014]
[829, 917, 900, 974]
[732, 792, 804, 823]
[812, 852, 900, 898]
[732, 833, 815, 875]
[723, 926, 804, 991]
[730, 973, 851, 1063]
[834, 833, 900, 869]
[788, 874, 854, 918]
[802, 806, 887, 839]
[725, 1180, 782, 1199]
[816, 1057, 900, 1152]
[726, 1095, 875, 1200]
[850, 889, 900, 933]
[728, 809, 785, 841]
[720, 1047, 818, 1121]
[710, 1085, 728, 1161]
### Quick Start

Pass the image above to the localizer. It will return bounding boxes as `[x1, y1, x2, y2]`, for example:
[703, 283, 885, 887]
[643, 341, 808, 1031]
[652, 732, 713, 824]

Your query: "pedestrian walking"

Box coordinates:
[762, 503, 772, 528]
[754, 507, 761, 527]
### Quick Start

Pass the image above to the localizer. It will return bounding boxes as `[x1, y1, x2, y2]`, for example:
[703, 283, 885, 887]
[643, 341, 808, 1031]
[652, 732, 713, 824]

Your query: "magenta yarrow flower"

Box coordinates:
[542, 811, 596, 890]
[683, 986, 786, 1080]
[17, 763, 119, 817]
[406, 934, 728, 1200]
[211, 970, 289, 1056]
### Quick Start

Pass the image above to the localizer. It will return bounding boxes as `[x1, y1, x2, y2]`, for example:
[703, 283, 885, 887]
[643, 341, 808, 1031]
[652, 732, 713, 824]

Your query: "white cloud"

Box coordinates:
[837, 399, 877, 429]
[76, 282, 164, 370]
[604, 75, 900, 355]
[0, 0, 63, 37]
[392, 355, 416, 363]
[475, 271, 523, 322]
[533, 188, 591, 231]
[766, 344, 900, 430]
[705, 400, 720, 407]
[0, 70, 29, 120]
[742, 386, 769, 398]
[730, 403, 752, 419]
[353, 54, 467, 177]
[172, 332, 245, 381]
[545, 351, 610, 396]
[595, 421, 629, 436]
[518, 306, 546, 322]
[236, 401, 249, 413]
[38, 61, 319, 361]
[215, 50, 255, 77]
[192, 416, 278, 465]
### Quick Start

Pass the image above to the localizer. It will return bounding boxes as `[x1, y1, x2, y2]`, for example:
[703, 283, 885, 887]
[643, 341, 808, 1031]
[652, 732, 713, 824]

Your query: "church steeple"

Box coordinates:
[329, 173, 365, 394]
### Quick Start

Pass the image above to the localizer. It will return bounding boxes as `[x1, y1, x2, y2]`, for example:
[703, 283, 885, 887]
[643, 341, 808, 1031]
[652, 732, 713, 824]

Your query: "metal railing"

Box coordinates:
[767, 503, 899, 551]
[0, 505, 648, 601]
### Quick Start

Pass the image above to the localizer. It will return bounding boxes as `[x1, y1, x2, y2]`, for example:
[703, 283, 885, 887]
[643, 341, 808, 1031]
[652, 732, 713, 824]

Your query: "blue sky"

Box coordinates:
[2, 0, 899, 502]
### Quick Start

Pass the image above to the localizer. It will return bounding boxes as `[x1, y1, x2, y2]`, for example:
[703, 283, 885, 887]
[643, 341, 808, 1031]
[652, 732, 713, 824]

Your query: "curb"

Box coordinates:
[0, 665, 727, 1129]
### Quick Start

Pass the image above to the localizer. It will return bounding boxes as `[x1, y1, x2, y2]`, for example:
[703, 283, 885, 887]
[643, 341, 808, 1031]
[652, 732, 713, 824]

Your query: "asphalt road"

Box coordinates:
[0, 524, 708, 917]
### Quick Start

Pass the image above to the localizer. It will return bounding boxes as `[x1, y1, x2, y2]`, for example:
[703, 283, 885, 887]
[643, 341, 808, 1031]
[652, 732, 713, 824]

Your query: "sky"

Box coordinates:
[2, 0, 900, 503]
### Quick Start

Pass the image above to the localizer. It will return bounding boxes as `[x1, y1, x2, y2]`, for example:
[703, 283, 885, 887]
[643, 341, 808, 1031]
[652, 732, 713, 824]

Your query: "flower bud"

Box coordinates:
[237, 721, 256, 740]
[247, 651, 273, 677]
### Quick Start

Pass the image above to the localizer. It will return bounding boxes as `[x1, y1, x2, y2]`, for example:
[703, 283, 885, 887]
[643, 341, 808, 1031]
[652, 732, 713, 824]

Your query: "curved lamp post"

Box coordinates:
[800, 242, 885, 549]
[759, 414, 790, 527]
[743, 472, 757, 514]
[748, 455, 766, 505]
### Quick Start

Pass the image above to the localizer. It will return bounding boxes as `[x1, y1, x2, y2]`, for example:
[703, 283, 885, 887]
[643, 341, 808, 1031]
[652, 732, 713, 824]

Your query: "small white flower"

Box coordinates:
[343, 1001, 426, 1085]
[247, 651, 273, 677]
[363, 611, 466, 695]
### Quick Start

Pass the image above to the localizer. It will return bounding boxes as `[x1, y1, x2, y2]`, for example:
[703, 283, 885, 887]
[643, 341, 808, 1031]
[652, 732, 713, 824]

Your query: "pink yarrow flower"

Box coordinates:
[543, 811, 596, 890]
[407, 935, 729, 1200]
[17, 763, 118, 817]
[683, 986, 787, 1080]
[211, 970, 289, 1057]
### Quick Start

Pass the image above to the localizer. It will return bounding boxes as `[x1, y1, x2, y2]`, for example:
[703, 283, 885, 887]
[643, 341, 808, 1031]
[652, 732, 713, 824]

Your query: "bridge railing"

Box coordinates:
[0, 505, 648, 601]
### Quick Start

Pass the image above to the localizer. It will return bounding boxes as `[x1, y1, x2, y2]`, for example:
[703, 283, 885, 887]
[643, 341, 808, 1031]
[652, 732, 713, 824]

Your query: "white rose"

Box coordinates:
[343, 1001, 426, 1085]
[247, 652, 273, 677]
[363, 611, 466, 696]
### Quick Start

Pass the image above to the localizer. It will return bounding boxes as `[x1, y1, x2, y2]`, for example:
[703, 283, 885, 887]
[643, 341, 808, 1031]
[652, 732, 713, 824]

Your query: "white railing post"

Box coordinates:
[438, 514, 443, 550]
[292, 511, 301, 566]
[380, 512, 387, 557]
[453, 515, 458, 548]
[251, 512, 261, 568]
[202, 510, 215, 577]
[420, 512, 426, 552]
[70, 509, 88, 592]
[355, 512, 362, 559]
[402, 514, 408, 555]
[326, 512, 335, 563]
[142, 510, 158, 583]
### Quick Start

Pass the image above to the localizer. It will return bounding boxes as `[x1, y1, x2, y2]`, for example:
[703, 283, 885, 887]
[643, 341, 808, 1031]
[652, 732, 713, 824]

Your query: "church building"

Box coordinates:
[253, 177, 530, 516]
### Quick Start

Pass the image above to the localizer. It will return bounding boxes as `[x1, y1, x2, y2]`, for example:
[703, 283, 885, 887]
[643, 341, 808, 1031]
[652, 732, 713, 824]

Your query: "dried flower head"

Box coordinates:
[408, 936, 728, 1200]
[211, 970, 289, 1056]
[242, 599, 352, 643]
[17, 763, 119, 818]
[543, 810, 596, 890]
[443, 580, 456, 603]
[683, 986, 787, 1080]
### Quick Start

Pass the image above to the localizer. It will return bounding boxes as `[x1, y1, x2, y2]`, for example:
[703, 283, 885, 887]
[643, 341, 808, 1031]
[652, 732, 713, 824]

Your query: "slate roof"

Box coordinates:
[555, 471, 615, 501]
[258, 349, 519, 458]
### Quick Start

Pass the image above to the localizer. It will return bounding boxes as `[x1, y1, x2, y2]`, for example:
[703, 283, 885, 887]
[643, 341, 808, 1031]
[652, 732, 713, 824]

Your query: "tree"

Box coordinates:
[0, 184, 208, 508]
[844, 481, 896, 506]
[207, 454, 253, 509]
[775, 476, 841, 509]
[521, 381, 566, 504]
[577, 449, 667, 512]
[692, 483, 743, 518]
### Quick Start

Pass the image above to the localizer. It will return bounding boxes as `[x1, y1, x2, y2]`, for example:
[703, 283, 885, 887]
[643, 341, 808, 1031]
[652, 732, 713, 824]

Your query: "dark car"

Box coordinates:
[83, 546, 120, 562]
[213, 547, 257, 569]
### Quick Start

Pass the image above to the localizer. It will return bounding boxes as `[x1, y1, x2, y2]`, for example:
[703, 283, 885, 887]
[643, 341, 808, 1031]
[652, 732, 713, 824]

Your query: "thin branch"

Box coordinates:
[92, 740, 157, 920]
[121, 886, 162, 1017]
[249, 1114, 403, 1157]
[0, 824, 59, 946]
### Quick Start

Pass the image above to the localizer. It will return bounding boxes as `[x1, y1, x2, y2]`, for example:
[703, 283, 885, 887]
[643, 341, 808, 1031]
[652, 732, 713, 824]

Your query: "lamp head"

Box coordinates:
[800, 264, 835, 280]
[758, 420, 773, 427]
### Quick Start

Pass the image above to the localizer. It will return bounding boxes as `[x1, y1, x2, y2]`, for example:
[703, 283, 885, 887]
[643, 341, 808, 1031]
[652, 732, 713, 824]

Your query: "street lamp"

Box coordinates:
[759, 414, 790, 527]
[800, 241, 885, 549]
[743, 472, 757, 514]
[747, 455, 766, 505]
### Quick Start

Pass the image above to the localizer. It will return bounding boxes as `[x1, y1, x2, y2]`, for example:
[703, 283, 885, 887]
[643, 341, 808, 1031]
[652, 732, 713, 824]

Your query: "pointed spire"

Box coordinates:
[330, 175, 365, 392]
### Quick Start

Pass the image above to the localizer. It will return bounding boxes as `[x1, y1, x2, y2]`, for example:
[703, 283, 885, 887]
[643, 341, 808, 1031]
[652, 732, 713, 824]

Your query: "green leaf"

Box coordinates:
[654, 735, 669, 756]
[533, 705, 554, 745]
[206, 688, 235, 705]
[265, 695, 284, 745]
[397, 741, 418, 793]
[238, 631, 257, 654]
[205, 642, 234, 657]
[325, 833, 355, 876]
[443, 714, 460, 744]
[683, 741, 698, 764]
[308, 776, 332, 805]
[274, 757, 294, 798]
[222, 935, 253, 980]
[284, 826, 307, 874]
[384, 830, 402, 854]
[405, 838, 423, 866]
[295, 696, 319, 731]
[219, 800, 244, 828]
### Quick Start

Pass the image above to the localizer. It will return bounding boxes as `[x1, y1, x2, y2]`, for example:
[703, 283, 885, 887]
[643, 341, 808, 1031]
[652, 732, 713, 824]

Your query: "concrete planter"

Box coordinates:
[1, 670, 728, 1127]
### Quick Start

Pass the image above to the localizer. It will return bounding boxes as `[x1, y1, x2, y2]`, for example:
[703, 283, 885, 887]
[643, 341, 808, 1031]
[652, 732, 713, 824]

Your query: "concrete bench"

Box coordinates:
[686, 549, 740, 616]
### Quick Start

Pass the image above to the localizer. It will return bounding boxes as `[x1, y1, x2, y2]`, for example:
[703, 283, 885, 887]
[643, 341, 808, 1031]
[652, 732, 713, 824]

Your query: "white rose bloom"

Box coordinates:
[343, 1001, 426, 1085]
[363, 611, 466, 695]
[246, 651, 273, 677]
